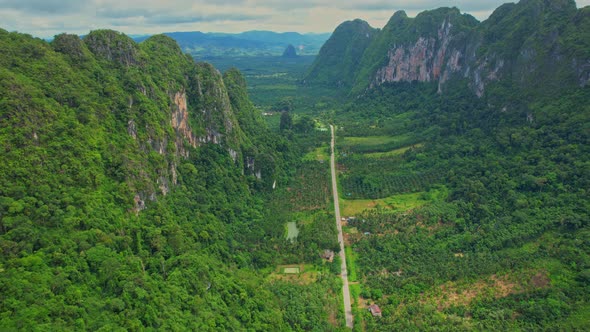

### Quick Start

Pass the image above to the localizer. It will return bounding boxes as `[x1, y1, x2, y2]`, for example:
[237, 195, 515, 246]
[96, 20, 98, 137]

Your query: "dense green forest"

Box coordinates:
[0, 28, 347, 330]
[337, 81, 589, 330]
[302, 0, 590, 329]
[1, 0, 589, 330]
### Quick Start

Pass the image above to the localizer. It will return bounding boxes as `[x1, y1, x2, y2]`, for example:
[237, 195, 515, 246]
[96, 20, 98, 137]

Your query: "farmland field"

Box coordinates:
[339, 134, 419, 154]
[364, 143, 424, 158]
[340, 191, 431, 216]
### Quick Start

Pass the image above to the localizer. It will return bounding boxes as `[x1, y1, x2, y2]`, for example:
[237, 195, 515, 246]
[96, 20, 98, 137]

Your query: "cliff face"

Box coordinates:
[0, 29, 294, 329]
[0, 29, 270, 213]
[309, 0, 589, 98]
[371, 17, 469, 92]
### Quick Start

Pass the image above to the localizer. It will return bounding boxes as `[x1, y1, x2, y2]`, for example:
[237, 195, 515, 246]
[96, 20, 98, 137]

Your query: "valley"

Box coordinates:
[1, 0, 589, 330]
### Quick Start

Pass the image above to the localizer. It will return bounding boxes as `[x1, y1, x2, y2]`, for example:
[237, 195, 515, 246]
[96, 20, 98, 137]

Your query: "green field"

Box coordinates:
[340, 134, 417, 154]
[364, 143, 424, 158]
[341, 192, 431, 216]
[345, 246, 358, 282]
[303, 146, 330, 162]
[204, 55, 343, 113]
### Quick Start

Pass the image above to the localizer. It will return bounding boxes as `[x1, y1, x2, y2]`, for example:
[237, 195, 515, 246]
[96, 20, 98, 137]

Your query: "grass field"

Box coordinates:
[303, 146, 330, 162]
[340, 192, 430, 216]
[339, 134, 417, 154]
[342, 135, 399, 147]
[345, 246, 358, 282]
[364, 143, 424, 159]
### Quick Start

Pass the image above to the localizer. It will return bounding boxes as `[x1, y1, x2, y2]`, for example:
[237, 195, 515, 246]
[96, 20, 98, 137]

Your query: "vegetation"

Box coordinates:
[205, 55, 343, 116]
[133, 31, 330, 57]
[0, 29, 300, 330]
[334, 77, 589, 330]
[304, 19, 377, 89]
[1, 0, 589, 330]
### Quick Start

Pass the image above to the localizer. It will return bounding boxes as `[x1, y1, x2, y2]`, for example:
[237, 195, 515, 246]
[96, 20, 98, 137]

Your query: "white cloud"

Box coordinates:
[0, 0, 589, 37]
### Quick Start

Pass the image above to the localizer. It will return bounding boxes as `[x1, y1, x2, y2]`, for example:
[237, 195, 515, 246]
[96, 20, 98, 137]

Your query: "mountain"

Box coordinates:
[133, 30, 331, 57]
[282, 44, 298, 58]
[307, 1, 590, 330]
[304, 19, 377, 87]
[306, 0, 590, 98]
[0, 28, 295, 329]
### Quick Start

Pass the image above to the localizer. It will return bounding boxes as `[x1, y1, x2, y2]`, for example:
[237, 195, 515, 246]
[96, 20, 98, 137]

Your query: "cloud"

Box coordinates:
[0, 0, 85, 14]
[1, 0, 589, 37]
[147, 13, 267, 24]
[343, 0, 516, 12]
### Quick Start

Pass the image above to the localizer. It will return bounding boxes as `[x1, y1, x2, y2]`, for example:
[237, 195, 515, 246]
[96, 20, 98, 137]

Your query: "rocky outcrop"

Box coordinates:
[372, 18, 469, 92]
[313, 1, 589, 98]
[84, 30, 139, 66]
[369, 12, 489, 95]
[192, 63, 240, 149]
[171, 90, 197, 157]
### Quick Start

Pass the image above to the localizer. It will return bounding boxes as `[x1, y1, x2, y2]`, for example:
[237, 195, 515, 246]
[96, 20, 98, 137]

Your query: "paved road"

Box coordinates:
[330, 125, 354, 329]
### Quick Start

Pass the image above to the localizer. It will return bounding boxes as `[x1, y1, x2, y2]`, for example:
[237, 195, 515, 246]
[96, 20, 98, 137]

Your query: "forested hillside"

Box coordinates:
[0, 29, 298, 330]
[305, 0, 590, 329]
[337, 81, 589, 330]
[306, 0, 590, 99]
[1, 0, 589, 330]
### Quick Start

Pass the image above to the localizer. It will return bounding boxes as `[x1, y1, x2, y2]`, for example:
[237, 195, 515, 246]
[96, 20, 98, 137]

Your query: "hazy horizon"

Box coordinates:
[1, 0, 589, 38]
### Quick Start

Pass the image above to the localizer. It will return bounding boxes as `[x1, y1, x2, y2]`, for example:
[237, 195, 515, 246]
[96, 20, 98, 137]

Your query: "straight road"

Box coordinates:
[330, 125, 354, 329]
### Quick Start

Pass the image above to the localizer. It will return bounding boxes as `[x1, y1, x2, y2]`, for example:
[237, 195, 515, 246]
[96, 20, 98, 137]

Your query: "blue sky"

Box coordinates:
[1, 0, 589, 37]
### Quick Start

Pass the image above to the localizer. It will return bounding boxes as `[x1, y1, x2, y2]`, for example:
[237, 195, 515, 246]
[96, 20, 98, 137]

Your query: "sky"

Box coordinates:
[1, 0, 589, 38]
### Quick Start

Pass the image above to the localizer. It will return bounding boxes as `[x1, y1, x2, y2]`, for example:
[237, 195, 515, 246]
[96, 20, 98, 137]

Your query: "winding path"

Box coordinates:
[330, 125, 353, 329]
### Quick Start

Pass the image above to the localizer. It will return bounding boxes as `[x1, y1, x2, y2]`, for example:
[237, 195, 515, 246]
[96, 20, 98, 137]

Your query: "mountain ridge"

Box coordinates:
[0, 27, 295, 329]
[305, 0, 589, 99]
[132, 30, 331, 57]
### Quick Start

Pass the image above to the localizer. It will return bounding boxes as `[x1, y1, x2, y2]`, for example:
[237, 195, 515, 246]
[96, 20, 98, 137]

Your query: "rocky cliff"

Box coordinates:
[1, 29, 273, 213]
[307, 0, 589, 98]
[0, 28, 294, 329]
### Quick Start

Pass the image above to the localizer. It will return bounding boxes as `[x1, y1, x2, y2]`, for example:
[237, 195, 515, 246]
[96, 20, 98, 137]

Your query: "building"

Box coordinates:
[368, 304, 382, 317]
[320, 249, 335, 262]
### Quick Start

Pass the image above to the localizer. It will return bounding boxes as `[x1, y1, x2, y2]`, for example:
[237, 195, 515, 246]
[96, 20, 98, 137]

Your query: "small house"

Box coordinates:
[320, 249, 335, 262]
[368, 304, 382, 317]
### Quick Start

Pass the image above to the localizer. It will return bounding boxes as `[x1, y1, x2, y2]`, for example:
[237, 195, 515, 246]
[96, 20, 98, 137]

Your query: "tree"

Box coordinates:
[279, 111, 293, 132]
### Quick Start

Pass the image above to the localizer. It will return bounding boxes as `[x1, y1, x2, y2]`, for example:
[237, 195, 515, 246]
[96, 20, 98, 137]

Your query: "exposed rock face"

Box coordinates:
[312, 1, 588, 97]
[370, 16, 498, 95]
[192, 63, 240, 148]
[471, 56, 505, 97]
[374, 19, 456, 85]
[171, 90, 197, 157]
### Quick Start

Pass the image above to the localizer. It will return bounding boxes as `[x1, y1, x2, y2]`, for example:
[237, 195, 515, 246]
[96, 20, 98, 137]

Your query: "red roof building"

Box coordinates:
[368, 304, 382, 317]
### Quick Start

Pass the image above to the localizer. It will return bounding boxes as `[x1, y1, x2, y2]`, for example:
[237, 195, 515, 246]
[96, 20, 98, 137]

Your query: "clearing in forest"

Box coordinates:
[340, 192, 429, 216]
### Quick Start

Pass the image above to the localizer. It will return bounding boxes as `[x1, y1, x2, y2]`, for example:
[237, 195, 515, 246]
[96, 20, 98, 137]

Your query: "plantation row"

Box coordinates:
[338, 154, 402, 174]
[339, 137, 421, 154]
[340, 171, 440, 199]
[285, 161, 331, 211]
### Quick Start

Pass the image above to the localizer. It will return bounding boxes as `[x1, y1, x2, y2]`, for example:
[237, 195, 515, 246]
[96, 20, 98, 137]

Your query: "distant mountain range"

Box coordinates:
[132, 30, 331, 57]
